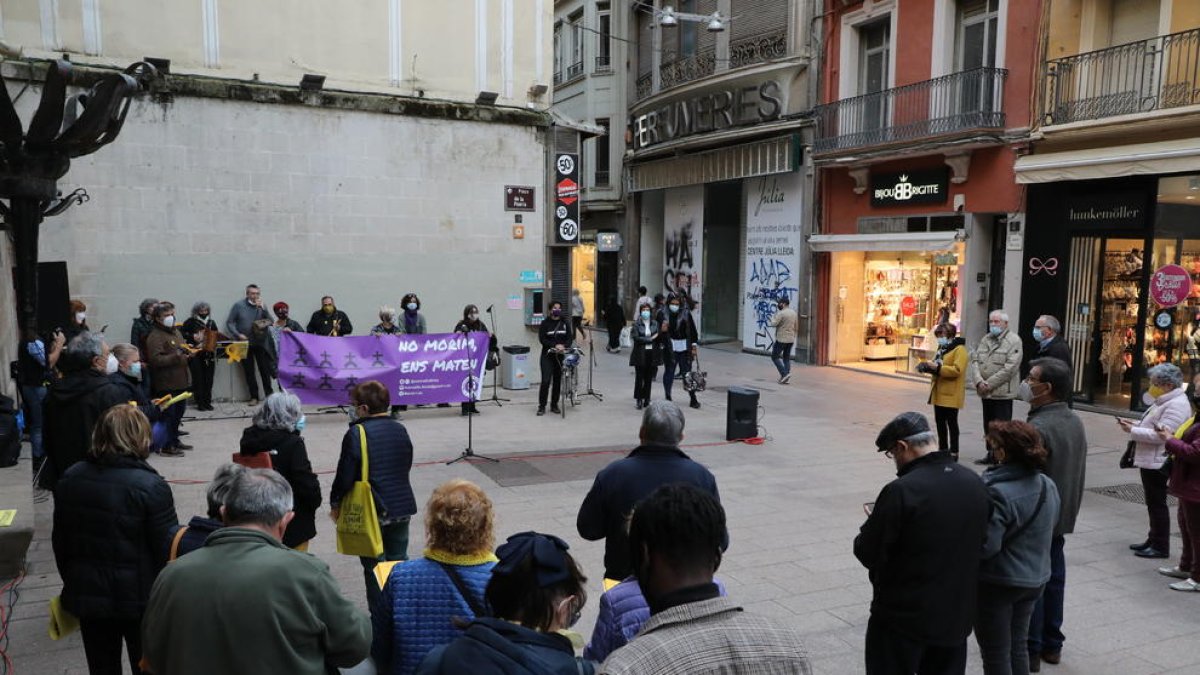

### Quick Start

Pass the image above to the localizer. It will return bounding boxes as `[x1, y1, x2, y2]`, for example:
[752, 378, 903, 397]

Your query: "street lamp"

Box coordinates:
[656, 6, 725, 32]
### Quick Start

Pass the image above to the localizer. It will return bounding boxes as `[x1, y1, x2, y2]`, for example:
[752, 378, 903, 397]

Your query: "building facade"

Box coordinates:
[1, 0, 554, 398]
[812, 0, 1038, 376]
[1016, 0, 1200, 411]
[626, 0, 817, 356]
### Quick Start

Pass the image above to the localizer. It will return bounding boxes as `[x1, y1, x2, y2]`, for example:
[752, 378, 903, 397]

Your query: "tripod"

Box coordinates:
[581, 337, 603, 401]
[483, 305, 510, 406]
[448, 329, 499, 465]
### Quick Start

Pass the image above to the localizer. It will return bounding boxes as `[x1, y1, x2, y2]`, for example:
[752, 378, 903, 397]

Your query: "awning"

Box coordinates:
[807, 231, 959, 252]
[1014, 138, 1200, 184]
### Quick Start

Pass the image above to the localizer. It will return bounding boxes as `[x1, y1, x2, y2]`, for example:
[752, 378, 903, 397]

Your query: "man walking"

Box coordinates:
[769, 298, 799, 384]
[600, 484, 811, 675]
[225, 284, 273, 404]
[577, 401, 723, 585]
[1023, 357, 1087, 671]
[969, 310, 1023, 464]
[855, 412, 990, 675]
[142, 468, 370, 674]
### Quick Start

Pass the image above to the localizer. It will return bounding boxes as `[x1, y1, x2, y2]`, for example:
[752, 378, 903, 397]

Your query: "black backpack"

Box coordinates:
[0, 394, 21, 468]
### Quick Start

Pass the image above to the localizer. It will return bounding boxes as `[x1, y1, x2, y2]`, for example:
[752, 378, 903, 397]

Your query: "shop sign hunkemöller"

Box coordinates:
[633, 78, 785, 150]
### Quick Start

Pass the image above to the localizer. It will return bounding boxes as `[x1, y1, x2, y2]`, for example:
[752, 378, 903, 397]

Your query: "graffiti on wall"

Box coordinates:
[665, 220, 698, 307]
[742, 174, 803, 351]
[663, 186, 705, 331]
[747, 258, 799, 349]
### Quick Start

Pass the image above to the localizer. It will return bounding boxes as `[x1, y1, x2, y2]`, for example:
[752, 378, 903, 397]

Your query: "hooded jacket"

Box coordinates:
[416, 617, 594, 675]
[979, 464, 1061, 588]
[240, 425, 323, 546]
[40, 368, 130, 490]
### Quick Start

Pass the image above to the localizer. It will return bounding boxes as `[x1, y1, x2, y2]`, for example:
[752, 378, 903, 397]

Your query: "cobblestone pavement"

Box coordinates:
[6, 339, 1198, 674]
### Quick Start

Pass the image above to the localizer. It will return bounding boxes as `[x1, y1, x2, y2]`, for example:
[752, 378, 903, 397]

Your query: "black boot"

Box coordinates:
[689, 392, 700, 409]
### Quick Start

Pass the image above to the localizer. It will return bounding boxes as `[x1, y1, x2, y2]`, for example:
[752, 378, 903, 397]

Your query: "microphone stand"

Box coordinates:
[483, 305, 510, 406]
[582, 335, 604, 401]
[448, 327, 498, 465]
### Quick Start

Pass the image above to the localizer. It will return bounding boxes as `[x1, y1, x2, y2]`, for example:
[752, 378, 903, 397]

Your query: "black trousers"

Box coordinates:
[1141, 467, 1171, 552]
[634, 365, 657, 402]
[188, 355, 215, 408]
[981, 398, 1013, 458]
[538, 351, 562, 408]
[934, 405, 960, 455]
[865, 616, 967, 675]
[606, 324, 622, 350]
[80, 617, 142, 675]
[240, 344, 274, 400]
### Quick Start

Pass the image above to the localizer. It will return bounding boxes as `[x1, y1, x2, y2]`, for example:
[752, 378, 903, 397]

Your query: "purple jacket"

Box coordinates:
[583, 577, 726, 663]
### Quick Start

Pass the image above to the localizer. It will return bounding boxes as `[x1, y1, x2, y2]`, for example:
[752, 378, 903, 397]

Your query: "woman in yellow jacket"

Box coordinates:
[917, 323, 969, 461]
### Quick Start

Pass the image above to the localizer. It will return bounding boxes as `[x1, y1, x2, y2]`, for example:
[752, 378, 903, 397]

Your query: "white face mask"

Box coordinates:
[162, 315, 176, 329]
[75, 312, 87, 324]
[105, 353, 119, 374]
[1018, 380, 1034, 402]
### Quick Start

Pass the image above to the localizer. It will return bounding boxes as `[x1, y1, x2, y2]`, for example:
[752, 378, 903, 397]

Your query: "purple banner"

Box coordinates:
[278, 331, 488, 406]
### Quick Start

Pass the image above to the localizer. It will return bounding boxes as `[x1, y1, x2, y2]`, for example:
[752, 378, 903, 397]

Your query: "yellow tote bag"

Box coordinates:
[335, 425, 384, 558]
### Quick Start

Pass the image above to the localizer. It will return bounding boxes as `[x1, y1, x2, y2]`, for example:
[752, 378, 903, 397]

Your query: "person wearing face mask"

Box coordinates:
[182, 301, 220, 412]
[108, 343, 176, 456]
[240, 393, 321, 551]
[144, 301, 194, 455]
[63, 298, 90, 343]
[398, 293, 428, 335]
[1031, 315, 1072, 371]
[453, 304, 497, 417]
[1117, 362, 1191, 561]
[265, 301, 305, 386]
[602, 485, 810, 675]
[416, 531, 594, 674]
[537, 301, 575, 416]
[855, 412, 990, 675]
[917, 323, 968, 461]
[629, 302, 662, 411]
[331, 381, 417, 620]
[308, 295, 354, 336]
[768, 298, 799, 385]
[39, 332, 131, 490]
[968, 310, 1024, 465]
[130, 297, 159, 397]
[661, 294, 700, 409]
[1157, 373, 1200, 593]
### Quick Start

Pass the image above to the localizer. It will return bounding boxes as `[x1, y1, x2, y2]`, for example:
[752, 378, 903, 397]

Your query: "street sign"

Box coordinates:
[504, 185, 536, 212]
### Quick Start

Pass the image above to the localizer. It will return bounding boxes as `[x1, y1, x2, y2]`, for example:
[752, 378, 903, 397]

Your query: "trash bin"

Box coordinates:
[501, 345, 531, 390]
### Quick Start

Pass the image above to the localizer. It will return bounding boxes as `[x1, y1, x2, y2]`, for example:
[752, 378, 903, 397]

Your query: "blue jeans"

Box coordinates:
[662, 349, 691, 399]
[1028, 535, 1066, 656]
[771, 341, 794, 378]
[19, 385, 46, 460]
[359, 518, 410, 621]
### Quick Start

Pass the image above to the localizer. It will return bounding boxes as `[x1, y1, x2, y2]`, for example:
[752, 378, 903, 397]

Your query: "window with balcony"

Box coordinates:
[594, 118, 611, 186]
[567, 11, 585, 80]
[596, 6, 612, 73]
[955, 0, 1000, 121]
[858, 20, 892, 134]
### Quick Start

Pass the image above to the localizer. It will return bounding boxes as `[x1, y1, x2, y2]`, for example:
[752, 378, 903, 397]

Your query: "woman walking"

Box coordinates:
[630, 302, 662, 410]
[918, 323, 968, 461]
[52, 405, 178, 675]
[602, 296, 626, 354]
[239, 393, 322, 550]
[1119, 363, 1192, 559]
[975, 420, 1061, 675]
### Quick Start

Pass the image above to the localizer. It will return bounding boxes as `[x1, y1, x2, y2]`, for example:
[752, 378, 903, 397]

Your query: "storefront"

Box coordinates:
[1020, 172, 1200, 411]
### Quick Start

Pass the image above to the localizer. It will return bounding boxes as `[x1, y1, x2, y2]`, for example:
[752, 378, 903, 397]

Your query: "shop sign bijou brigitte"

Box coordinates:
[870, 169, 950, 207]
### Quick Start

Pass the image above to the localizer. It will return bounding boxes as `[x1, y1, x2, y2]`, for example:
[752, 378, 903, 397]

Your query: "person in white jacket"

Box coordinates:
[1118, 363, 1192, 559]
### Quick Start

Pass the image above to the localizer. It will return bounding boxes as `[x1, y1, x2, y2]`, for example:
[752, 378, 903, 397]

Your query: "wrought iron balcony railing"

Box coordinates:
[660, 50, 717, 91]
[566, 61, 585, 81]
[553, 70, 563, 86]
[635, 73, 652, 100]
[814, 67, 1007, 153]
[1045, 26, 1200, 125]
[595, 55, 612, 73]
[594, 169, 611, 186]
[729, 29, 788, 69]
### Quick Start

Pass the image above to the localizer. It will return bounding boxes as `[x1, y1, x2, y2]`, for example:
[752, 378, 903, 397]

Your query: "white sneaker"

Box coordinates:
[1169, 578, 1200, 592]
[781, 373, 791, 385]
[1159, 566, 1191, 579]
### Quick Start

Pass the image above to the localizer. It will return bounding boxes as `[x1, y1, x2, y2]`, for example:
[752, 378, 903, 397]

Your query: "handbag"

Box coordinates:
[336, 425, 384, 558]
[619, 325, 633, 348]
[683, 350, 707, 393]
[1119, 440, 1136, 469]
[231, 450, 274, 470]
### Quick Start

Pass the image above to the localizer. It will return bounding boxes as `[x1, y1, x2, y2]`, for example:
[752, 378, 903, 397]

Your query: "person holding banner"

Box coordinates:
[372, 306, 402, 336]
[453, 305, 497, 417]
[330, 381, 417, 618]
[537, 301, 574, 416]
[309, 295, 354, 336]
[398, 294, 428, 336]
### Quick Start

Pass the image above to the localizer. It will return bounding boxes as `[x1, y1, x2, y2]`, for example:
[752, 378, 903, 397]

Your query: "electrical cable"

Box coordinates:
[0, 571, 25, 675]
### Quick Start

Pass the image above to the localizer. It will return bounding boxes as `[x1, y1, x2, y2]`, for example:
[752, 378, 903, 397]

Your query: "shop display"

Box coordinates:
[861, 255, 959, 366]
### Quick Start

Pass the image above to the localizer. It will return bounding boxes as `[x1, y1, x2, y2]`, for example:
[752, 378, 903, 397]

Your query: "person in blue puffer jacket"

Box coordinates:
[584, 576, 728, 662]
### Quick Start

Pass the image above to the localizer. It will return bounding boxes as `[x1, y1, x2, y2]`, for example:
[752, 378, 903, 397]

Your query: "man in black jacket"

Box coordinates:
[1032, 315, 1072, 370]
[855, 412, 990, 675]
[307, 295, 353, 336]
[40, 333, 131, 490]
[577, 400, 724, 583]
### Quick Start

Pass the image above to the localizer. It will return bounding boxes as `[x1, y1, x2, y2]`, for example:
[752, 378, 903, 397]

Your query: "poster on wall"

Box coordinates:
[743, 172, 803, 351]
[663, 185, 704, 332]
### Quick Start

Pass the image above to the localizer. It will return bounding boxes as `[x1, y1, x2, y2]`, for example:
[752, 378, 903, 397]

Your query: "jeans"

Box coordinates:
[1179, 499, 1200, 578]
[634, 365, 657, 402]
[80, 617, 143, 675]
[359, 518, 410, 621]
[981, 399, 1014, 458]
[662, 349, 693, 399]
[188, 355, 215, 409]
[538, 351, 562, 409]
[19, 384, 46, 460]
[240, 344, 275, 400]
[934, 405, 960, 455]
[771, 341, 794, 378]
[154, 388, 188, 450]
[1140, 468, 1171, 552]
[1028, 535, 1066, 656]
[976, 583, 1043, 675]
[865, 616, 967, 675]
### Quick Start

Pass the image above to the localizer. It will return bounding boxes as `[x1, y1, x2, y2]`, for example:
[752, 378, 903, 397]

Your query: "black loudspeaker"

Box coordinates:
[36, 261, 71, 335]
[726, 386, 759, 440]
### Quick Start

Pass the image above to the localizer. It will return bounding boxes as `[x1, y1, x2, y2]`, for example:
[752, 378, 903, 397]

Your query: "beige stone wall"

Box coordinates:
[1, 0, 552, 106]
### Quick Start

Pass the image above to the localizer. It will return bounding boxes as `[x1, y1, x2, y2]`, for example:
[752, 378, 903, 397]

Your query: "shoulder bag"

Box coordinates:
[1003, 478, 1049, 547]
[335, 425, 384, 558]
[436, 561, 489, 618]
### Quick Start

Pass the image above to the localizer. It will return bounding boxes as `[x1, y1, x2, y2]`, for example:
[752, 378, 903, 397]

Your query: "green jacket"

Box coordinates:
[141, 528, 370, 675]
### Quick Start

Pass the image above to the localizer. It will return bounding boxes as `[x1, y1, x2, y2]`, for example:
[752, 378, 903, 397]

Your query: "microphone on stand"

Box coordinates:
[486, 304, 494, 313]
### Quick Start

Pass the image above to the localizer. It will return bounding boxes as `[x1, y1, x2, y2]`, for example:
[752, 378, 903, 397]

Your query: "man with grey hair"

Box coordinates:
[1032, 314, 1072, 370]
[40, 332, 129, 490]
[577, 400, 724, 583]
[855, 412, 989, 674]
[142, 469, 370, 674]
[969, 309, 1023, 465]
[170, 463, 245, 558]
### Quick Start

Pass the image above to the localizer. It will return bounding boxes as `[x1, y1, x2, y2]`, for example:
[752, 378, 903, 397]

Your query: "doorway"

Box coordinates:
[702, 181, 742, 342]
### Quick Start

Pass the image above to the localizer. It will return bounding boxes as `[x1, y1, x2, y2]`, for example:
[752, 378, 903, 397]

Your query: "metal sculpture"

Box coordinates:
[0, 60, 158, 334]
